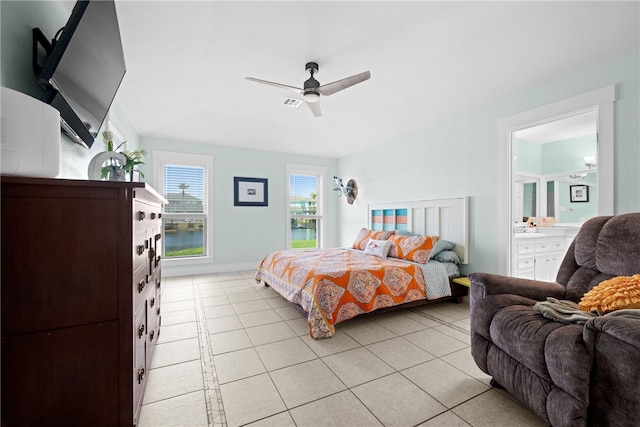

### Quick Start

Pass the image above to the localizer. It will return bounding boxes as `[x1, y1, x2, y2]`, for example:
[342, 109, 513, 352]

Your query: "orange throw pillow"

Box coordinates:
[352, 228, 395, 250]
[388, 234, 439, 264]
[579, 274, 640, 313]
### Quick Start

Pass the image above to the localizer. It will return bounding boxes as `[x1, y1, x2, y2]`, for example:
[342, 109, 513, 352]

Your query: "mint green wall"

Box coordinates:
[545, 135, 599, 222]
[138, 138, 339, 275]
[513, 135, 599, 222]
[0, 1, 139, 179]
[514, 135, 597, 175]
[542, 135, 597, 174]
[523, 183, 536, 217]
[513, 138, 541, 173]
[338, 51, 640, 275]
[559, 179, 598, 223]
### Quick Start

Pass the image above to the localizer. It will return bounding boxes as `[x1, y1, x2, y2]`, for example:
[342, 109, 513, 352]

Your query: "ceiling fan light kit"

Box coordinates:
[303, 92, 320, 103]
[246, 61, 370, 117]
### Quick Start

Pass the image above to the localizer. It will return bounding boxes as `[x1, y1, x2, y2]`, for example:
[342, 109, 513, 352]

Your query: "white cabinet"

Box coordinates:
[514, 240, 536, 279]
[513, 235, 566, 282]
[533, 238, 565, 282]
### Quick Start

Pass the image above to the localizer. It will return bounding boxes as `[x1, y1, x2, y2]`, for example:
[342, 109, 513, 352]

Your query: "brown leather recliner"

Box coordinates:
[470, 213, 640, 427]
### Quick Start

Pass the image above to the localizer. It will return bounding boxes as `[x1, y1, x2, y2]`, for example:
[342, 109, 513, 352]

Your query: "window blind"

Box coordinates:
[163, 165, 205, 214]
[289, 174, 317, 216]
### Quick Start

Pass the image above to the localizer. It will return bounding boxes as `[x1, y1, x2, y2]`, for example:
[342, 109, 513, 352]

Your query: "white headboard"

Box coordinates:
[368, 197, 469, 264]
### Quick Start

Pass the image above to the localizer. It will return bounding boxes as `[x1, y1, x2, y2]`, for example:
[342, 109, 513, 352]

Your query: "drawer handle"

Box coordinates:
[156, 280, 161, 289]
[137, 367, 145, 384]
[136, 245, 145, 256]
[149, 330, 155, 342]
[150, 297, 155, 308]
[150, 212, 156, 220]
[138, 324, 145, 339]
[155, 233, 162, 241]
[138, 280, 145, 293]
[138, 211, 146, 221]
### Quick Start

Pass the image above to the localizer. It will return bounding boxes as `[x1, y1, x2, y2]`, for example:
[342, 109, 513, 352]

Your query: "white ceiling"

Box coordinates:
[104, 1, 638, 158]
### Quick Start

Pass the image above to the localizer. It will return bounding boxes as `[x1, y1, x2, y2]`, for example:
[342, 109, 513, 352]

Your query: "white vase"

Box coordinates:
[88, 151, 127, 181]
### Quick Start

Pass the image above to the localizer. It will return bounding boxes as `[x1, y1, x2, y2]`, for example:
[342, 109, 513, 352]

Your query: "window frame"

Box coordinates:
[154, 150, 214, 265]
[286, 163, 326, 249]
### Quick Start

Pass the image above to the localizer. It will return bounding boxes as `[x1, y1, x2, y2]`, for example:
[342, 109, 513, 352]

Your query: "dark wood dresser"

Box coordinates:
[1, 177, 166, 426]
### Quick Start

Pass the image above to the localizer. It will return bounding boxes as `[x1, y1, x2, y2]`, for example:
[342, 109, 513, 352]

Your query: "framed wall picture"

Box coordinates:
[570, 184, 589, 203]
[234, 177, 268, 206]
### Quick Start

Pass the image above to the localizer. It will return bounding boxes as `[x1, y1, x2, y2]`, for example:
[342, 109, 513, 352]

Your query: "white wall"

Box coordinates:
[338, 51, 640, 276]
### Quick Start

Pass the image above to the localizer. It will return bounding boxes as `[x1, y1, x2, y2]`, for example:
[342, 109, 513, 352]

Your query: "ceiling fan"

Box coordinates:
[246, 62, 370, 117]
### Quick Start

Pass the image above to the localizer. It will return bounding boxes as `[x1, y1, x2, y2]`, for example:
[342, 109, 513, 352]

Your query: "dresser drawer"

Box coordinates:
[134, 201, 162, 232]
[517, 256, 535, 270]
[535, 238, 564, 252]
[516, 240, 535, 255]
[134, 269, 150, 311]
[134, 229, 149, 275]
[133, 305, 147, 416]
[2, 321, 119, 426]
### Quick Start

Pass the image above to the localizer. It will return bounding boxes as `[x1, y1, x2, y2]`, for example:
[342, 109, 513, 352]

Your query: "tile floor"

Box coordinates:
[138, 271, 548, 427]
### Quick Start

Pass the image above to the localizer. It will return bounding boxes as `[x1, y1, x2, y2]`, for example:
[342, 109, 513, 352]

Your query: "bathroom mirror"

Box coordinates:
[512, 110, 598, 225]
[509, 110, 601, 280]
[513, 176, 539, 222]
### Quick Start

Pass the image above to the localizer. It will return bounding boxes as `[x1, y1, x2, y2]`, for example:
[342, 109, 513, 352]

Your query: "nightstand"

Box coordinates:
[450, 276, 470, 303]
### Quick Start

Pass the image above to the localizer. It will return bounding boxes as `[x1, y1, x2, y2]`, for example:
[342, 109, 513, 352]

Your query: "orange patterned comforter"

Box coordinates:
[255, 248, 428, 338]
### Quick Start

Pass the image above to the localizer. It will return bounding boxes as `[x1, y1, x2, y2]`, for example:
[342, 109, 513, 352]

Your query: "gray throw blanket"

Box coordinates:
[533, 297, 598, 324]
[534, 298, 640, 324]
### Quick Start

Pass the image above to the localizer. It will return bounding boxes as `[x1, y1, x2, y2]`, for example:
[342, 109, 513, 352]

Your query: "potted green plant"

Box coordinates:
[100, 131, 146, 181]
[120, 148, 146, 181]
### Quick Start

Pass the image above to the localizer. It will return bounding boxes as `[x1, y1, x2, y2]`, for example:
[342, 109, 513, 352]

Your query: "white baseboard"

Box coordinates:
[163, 261, 259, 278]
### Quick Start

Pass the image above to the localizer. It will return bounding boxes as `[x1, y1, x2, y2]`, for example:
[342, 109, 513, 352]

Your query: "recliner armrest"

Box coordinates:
[584, 311, 640, 350]
[583, 312, 640, 426]
[469, 272, 566, 306]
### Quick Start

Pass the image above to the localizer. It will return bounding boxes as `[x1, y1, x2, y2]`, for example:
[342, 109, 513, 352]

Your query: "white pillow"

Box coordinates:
[363, 238, 392, 259]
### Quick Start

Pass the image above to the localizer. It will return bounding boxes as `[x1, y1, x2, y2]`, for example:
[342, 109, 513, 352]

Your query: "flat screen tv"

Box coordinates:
[34, 0, 126, 148]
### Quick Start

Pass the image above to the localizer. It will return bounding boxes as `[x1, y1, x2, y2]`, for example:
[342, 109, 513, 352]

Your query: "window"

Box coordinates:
[154, 151, 213, 261]
[287, 164, 325, 249]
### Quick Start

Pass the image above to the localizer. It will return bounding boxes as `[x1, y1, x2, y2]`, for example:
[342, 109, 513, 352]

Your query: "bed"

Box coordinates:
[255, 197, 469, 339]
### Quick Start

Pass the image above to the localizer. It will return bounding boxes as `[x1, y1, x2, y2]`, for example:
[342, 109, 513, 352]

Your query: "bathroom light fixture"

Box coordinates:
[569, 173, 587, 181]
[584, 156, 597, 169]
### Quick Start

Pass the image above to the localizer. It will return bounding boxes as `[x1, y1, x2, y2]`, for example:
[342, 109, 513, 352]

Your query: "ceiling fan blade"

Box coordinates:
[305, 100, 322, 117]
[317, 71, 370, 96]
[245, 77, 303, 94]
